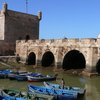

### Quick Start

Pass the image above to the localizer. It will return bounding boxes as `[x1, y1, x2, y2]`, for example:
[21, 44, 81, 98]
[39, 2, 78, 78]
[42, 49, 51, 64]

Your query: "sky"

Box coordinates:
[0, 0, 100, 39]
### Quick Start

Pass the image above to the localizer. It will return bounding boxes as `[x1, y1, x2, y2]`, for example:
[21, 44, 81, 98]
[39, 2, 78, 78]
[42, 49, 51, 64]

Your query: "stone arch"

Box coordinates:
[41, 51, 55, 67]
[96, 59, 100, 74]
[62, 50, 86, 70]
[27, 52, 36, 65]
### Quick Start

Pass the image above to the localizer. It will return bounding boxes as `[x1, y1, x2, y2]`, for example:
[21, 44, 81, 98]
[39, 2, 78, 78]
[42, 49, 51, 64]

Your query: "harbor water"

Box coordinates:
[0, 66, 100, 100]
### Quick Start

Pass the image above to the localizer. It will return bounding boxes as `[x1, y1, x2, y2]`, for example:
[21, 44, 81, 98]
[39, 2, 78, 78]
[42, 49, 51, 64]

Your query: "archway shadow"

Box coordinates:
[41, 51, 55, 67]
[62, 50, 86, 70]
[27, 52, 36, 65]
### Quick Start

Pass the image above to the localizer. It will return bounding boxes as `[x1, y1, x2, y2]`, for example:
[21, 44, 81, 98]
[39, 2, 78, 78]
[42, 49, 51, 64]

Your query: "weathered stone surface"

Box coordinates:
[0, 3, 41, 55]
[16, 38, 100, 72]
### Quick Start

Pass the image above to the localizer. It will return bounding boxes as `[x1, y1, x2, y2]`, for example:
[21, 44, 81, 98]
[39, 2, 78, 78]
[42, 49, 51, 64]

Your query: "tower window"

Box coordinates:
[25, 35, 30, 42]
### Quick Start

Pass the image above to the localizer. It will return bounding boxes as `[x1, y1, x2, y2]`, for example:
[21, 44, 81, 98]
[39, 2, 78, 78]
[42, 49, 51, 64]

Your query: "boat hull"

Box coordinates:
[28, 85, 78, 100]
[0, 89, 30, 100]
[44, 82, 86, 96]
[27, 76, 56, 82]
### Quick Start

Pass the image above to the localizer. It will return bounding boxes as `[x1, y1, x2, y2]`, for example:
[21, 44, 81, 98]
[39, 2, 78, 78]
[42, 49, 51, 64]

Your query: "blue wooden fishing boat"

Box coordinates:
[8, 71, 28, 80]
[27, 74, 57, 82]
[0, 69, 12, 78]
[15, 74, 28, 81]
[44, 81, 86, 96]
[0, 89, 30, 100]
[15, 72, 43, 81]
[0, 96, 25, 100]
[0, 95, 5, 99]
[28, 85, 78, 100]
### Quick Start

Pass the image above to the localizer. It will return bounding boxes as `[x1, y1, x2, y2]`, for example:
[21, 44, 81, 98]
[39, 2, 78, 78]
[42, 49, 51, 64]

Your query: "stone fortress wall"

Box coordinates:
[0, 3, 41, 55]
[16, 37, 100, 72]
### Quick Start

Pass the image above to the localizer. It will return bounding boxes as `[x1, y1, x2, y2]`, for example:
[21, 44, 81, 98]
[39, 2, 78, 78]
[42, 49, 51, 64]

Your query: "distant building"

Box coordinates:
[97, 34, 100, 38]
[0, 3, 42, 55]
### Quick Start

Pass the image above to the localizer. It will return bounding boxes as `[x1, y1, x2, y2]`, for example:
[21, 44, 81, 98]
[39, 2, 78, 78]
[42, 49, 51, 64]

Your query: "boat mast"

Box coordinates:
[26, 0, 28, 13]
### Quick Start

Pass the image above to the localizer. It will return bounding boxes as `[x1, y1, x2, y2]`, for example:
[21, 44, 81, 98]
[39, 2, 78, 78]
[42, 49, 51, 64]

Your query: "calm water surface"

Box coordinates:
[0, 66, 100, 100]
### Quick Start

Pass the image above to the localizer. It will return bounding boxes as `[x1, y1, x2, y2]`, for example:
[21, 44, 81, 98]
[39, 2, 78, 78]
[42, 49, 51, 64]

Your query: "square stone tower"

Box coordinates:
[0, 3, 42, 55]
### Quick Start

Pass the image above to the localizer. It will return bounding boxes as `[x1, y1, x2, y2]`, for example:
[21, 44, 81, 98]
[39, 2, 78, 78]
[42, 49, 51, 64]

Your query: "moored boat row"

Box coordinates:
[0, 88, 54, 100]
[0, 69, 57, 82]
[28, 85, 78, 100]
[0, 81, 86, 100]
[28, 82, 86, 100]
[43, 81, 86, 97]
[0, 69, 86, 100]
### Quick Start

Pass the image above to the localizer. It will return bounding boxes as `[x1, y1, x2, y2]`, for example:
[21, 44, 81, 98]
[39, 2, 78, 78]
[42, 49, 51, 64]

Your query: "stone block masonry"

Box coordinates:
[16, 38, 100, 73]
[0, 3, 41, 55]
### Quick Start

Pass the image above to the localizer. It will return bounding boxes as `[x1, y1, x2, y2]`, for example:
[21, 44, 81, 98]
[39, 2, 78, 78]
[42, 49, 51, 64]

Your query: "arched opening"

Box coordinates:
[27, 52, 36, 65]
[41, 51, 55, 67]
[62, 50, 86, 70]
[96, 59, 100, 74]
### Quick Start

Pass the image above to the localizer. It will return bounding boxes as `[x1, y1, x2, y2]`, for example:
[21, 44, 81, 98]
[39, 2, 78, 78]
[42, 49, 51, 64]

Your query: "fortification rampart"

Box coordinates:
[16, 38, 100, 72]
[0, 3, 41, 55]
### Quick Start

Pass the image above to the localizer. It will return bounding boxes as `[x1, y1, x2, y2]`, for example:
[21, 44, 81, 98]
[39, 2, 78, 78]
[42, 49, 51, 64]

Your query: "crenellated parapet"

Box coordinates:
[16, 38, 99, 48]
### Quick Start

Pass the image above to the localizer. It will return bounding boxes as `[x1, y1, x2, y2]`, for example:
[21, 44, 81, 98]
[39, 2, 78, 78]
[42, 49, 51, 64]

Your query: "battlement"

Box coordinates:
[0, 3, 42, 20]
[16, 38, 99, 47]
